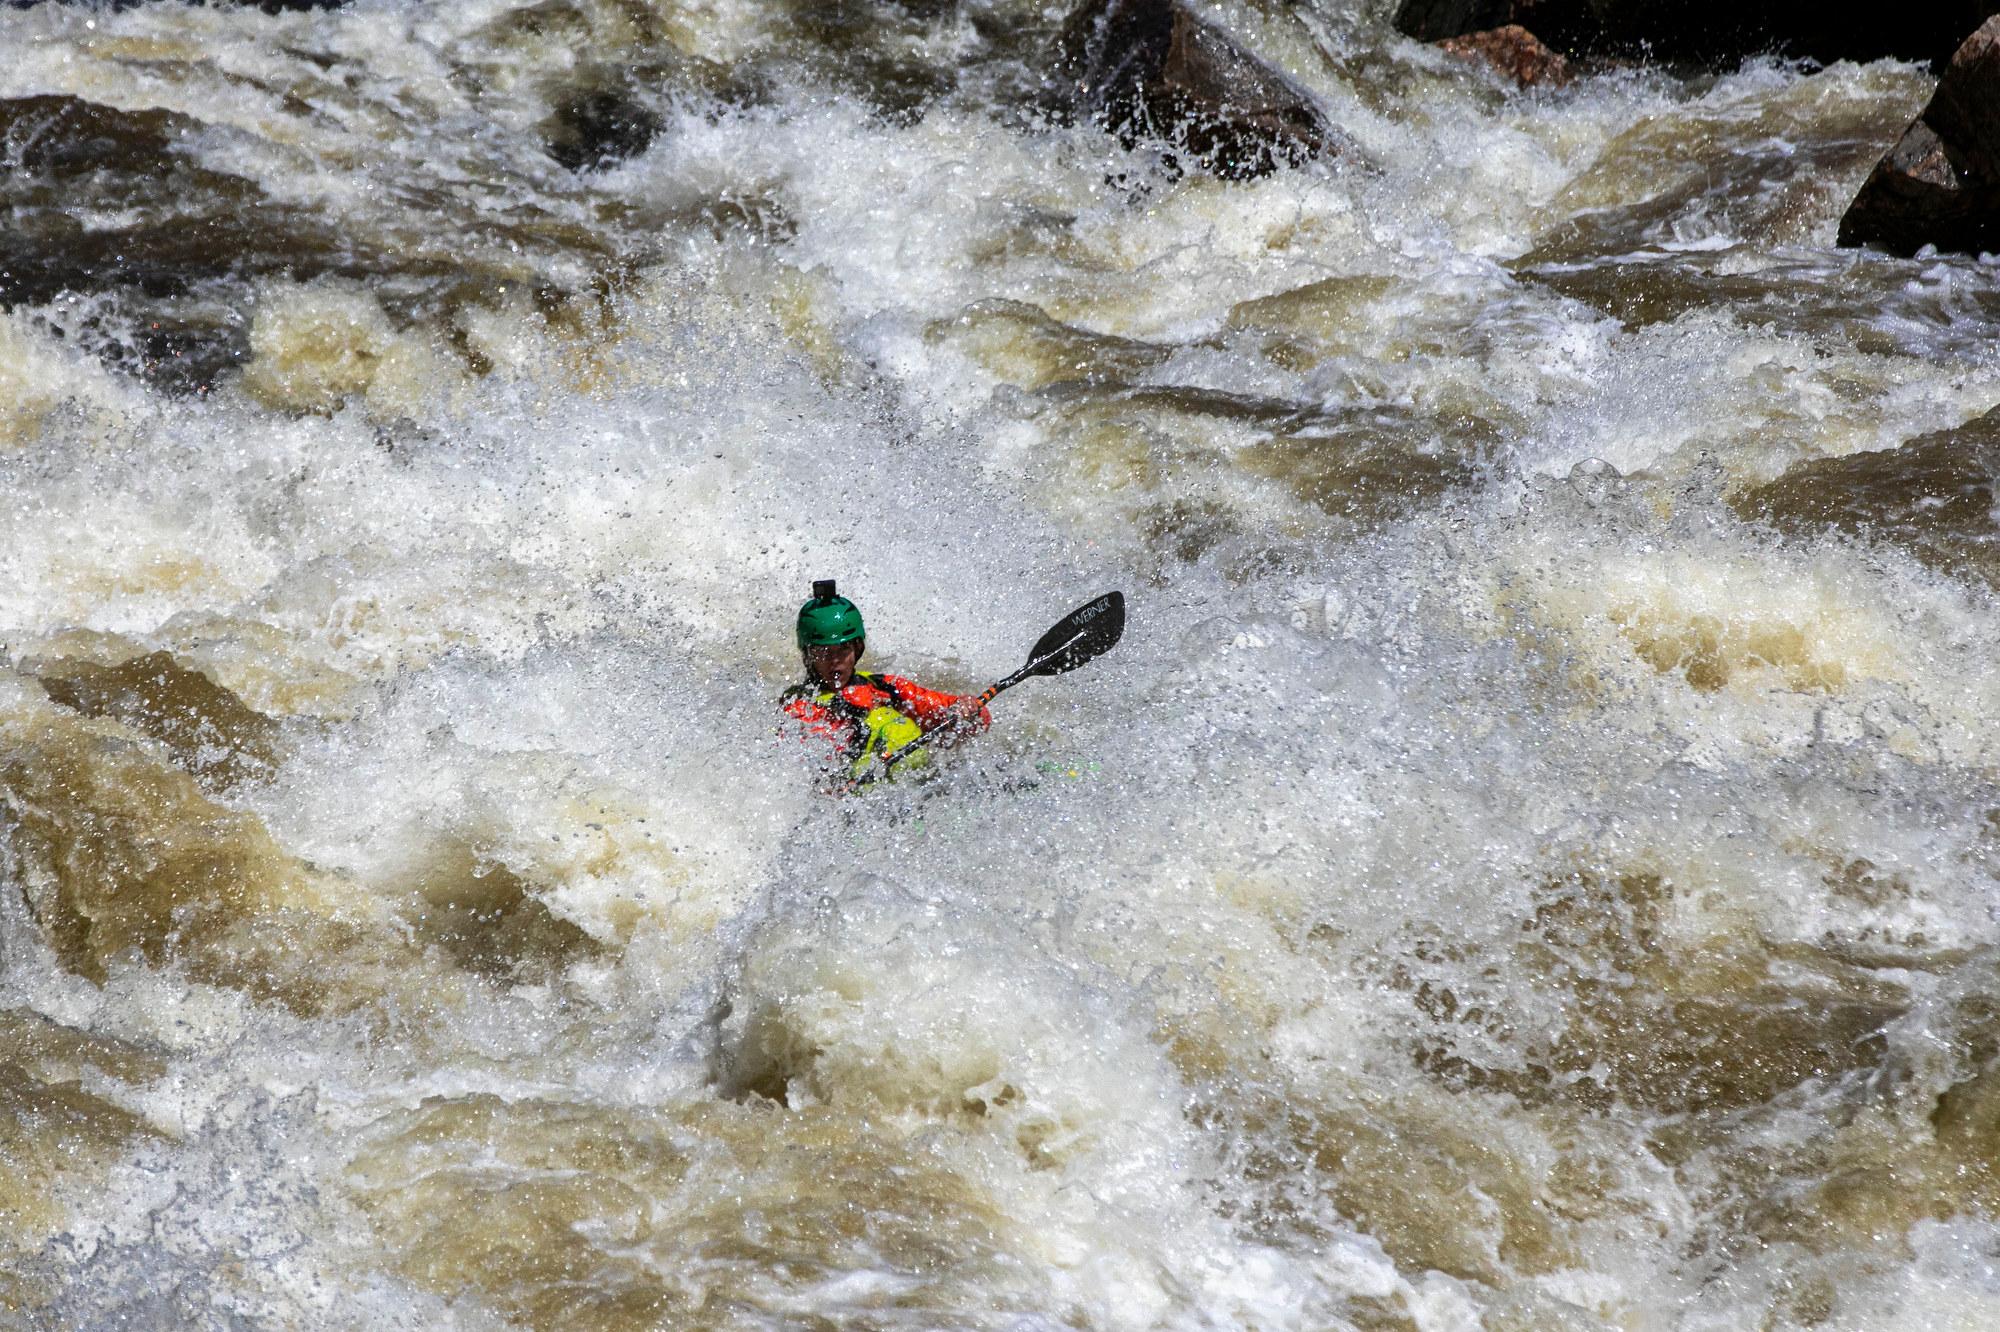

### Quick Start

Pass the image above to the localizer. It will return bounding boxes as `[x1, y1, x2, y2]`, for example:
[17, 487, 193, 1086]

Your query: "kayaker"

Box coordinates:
[780, 580, 990, 788]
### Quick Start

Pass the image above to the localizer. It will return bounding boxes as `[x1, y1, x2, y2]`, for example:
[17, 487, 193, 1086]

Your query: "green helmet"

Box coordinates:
[797, 579, 865, 650]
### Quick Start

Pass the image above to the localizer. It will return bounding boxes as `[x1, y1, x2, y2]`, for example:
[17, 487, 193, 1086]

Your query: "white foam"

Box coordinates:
[1, 2, 1998, 1328]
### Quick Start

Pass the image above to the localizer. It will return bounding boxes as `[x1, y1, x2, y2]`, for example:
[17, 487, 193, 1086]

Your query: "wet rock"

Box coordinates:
[1050, 0, 1340, 179]
[0, 96, 266, 308]
[0, 95, 361, 393]
[1436, 23, 1572, 87]
[1840, 18, 2000, 257]
[1837, 121, 1998, 255]
[544, 87, 662, 172]
[1930, 22, 2000, 182]
[539, 48, 758, 171]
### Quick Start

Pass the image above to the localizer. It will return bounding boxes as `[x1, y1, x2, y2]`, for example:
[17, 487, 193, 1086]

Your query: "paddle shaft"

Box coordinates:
[846, 590, 1125, 784]
[876, 658, 1033, 775]
[874, 627, 1096, 776]
[968, 659, 1039, 710]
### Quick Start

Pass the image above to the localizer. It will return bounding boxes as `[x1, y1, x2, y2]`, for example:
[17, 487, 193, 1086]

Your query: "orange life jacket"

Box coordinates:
[779, 671, 991, 784]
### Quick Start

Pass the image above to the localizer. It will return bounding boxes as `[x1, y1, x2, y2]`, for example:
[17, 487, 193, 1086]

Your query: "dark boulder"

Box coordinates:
[543, 84, 664, 172]
[539, 50, 752, 172]
[1928, 19, 2000, 180]
[1051, 0, 1340, 180]
[1396, 0, 1999, 69]
[0, 95, 273, 393]
[1437, 24, 1573, 87]
[1839, 17, 2000, 257]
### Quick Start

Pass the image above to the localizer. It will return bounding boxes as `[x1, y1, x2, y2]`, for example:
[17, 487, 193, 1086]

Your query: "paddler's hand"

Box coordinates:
[934, 697, 986, 739]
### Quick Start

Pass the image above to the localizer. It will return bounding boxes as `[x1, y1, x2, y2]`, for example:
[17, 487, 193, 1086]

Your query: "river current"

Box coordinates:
[1, 1, 1997, 1328]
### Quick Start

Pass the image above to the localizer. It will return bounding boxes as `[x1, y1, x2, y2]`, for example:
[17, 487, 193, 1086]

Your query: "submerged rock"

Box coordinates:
[400, 841, 601, 983]
[0, 95, 351, 394]
[538, 53, 744, 172]
[1734, 405, 2000, 587]
[1437, 23, 1572, 87]
[31, 648, 281, 791]
[543, 85, 664, 172]
[0, 95, 268, 309]
[1050, 0, 1340, 179]
[1840, 17, 2000, 257]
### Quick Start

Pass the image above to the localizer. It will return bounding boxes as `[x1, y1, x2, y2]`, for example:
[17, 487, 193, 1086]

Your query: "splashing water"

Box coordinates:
[2, 2, 1998, 1329]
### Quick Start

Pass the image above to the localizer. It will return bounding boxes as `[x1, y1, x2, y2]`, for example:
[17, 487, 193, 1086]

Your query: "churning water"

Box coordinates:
[1, 1, 1998, 1328]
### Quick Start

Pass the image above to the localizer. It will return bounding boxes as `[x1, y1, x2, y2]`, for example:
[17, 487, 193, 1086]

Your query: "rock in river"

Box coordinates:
[1839, 16, 2000, 257]
[1050, 0, 1341, 180]
[1436, 24, 1573, 88]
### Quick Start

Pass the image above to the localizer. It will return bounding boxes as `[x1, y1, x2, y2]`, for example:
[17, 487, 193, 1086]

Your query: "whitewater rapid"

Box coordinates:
[2, 1, 1999, 1329]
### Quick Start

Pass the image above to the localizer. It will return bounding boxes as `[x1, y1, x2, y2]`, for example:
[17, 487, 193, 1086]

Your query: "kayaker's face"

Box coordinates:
[806, 641, 860, 688]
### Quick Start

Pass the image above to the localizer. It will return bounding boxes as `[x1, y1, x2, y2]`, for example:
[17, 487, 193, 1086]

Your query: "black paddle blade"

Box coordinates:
[1024, 591, 1124, 677]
